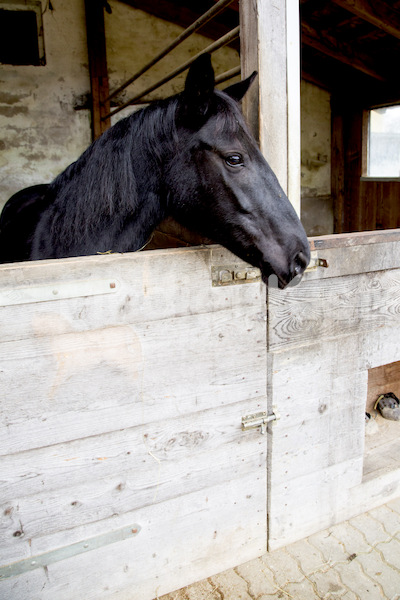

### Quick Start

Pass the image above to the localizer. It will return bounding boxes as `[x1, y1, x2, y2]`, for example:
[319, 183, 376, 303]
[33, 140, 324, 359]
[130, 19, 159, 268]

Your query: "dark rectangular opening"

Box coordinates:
[0, 7, 44, 66]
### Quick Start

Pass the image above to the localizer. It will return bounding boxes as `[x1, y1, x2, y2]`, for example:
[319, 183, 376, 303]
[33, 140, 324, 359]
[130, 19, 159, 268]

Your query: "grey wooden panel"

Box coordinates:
[1, 474, 266, 600]
[267, 236, 400, 550]
[269, 268, 400, 351]
[307, 239, 400, 280]
[0, 246, 267, 599]
[268, 457, 364, 550]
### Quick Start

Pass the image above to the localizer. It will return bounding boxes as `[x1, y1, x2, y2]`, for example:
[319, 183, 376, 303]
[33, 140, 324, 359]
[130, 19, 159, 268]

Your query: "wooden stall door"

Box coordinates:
[0, 246, 267, 600]
[267, 232, 400, 549]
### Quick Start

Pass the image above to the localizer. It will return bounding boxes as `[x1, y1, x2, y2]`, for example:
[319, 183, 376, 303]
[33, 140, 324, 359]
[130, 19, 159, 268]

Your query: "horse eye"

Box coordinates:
[225, 154, 243, 167]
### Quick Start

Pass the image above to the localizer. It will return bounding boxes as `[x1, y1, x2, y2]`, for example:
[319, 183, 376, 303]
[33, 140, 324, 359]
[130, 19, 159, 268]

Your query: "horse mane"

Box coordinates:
[46, 96, 181, 245]
[38, 87, 248, 255]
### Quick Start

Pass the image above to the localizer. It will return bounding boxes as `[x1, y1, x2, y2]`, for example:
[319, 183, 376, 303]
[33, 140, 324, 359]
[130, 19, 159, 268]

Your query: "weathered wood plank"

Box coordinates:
[268, 457, 364, 550]
[0, 399, 265, 564]
[0, 247, 266, 455]
[0, 473, 266, 600]
[0, 246, 257, 341]
[0, 401, 263, 505]
[0, 245, 267, 598]
[85, 0, 111, 139]
[267, 235, 400, 550]
[310, 229, 400, 249]
[269, 340, 368, 416]
[270, 405, 366, 487]
[308, 240, 400, 280]
[0, 305, 265, 455]
[286, 0, 301, 213]
[240, 0, 290, 196]
[269, 268, 400, 351]
[268, 463, 400, 551]
[331, 100, 345, 233]
[0, 247, 263, 343]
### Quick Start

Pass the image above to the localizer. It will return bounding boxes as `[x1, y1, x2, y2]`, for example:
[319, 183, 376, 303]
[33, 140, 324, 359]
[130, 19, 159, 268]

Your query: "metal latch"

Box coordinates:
[241, 409, 280, 434]
[306, 255, 329, 272]
[212, 265, 261, 286]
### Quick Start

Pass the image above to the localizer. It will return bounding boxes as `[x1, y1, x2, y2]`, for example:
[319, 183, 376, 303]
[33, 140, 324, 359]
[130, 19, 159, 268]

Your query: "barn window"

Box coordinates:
[365, 105, 400, 179]
[0, 0, 45, 66]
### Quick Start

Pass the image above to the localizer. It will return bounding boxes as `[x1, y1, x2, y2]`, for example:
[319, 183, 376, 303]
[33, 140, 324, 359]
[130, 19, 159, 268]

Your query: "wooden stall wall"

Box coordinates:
[267, 231, 400, 550]
[332, 101, 400, 233]
[0, 247, 268, 600]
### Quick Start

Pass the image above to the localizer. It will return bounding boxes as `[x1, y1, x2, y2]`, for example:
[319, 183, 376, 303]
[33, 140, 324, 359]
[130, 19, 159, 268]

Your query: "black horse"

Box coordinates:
[0, 55, 310, 288]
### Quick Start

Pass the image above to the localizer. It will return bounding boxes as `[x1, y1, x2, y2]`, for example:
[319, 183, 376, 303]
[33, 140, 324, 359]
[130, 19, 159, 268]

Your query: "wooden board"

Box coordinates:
[0, 246, 267, 599]
[267, 234, 400, 549]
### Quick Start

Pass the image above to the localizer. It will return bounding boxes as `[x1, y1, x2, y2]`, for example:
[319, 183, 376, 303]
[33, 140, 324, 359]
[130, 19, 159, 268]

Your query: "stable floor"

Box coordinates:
[158, 498, 400, 600]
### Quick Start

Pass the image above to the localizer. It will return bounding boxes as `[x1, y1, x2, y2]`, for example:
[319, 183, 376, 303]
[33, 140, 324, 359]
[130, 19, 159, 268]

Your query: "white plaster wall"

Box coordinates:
[105, 0, 240, 115]
[0, 0, 239, 212]
[300, 80, 333, 236]
[0, 0, 91, 209]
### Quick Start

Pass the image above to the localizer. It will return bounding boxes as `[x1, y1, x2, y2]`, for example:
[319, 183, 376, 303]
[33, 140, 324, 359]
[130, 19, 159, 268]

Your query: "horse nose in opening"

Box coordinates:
[292, 251, 309, 277]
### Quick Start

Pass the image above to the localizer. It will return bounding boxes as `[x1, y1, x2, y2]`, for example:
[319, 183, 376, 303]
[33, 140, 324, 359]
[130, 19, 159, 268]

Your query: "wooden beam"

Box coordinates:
[331, 0, 400, 41]
[240, 0, 301, 217]
[85, 0, 111, 140]
[331, 99, 346, 233]
[117, 0, 239, 46]
[301, 20, 387, 82]
[239, 0, 259, 142]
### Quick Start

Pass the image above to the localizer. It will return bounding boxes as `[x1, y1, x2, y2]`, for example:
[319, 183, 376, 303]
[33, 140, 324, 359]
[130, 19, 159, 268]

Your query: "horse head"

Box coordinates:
[168, 54, 310, 288]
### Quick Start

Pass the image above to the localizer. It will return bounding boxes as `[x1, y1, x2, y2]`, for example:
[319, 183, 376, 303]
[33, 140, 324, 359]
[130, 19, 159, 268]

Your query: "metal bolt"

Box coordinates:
[235, 270, 246, 280]
[219, 269, 232, 283]
[246, 270, 258, 280]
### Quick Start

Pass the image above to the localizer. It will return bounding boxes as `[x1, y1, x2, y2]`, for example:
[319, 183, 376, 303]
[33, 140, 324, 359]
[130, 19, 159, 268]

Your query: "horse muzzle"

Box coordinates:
[260, 248, 310, 289]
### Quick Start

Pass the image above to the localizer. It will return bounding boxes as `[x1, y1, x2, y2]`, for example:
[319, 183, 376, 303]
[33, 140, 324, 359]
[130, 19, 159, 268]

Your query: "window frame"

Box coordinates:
[0, 0, 46, 66]
[361, 104, 400, 182]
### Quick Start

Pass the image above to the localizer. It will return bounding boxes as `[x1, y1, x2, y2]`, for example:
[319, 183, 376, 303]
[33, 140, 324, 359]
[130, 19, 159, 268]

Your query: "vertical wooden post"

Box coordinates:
[286, 0, 301, 214]
[239, 0, 301, 214]
[85, 0, 111, 140]
[331, 97, 346, 233]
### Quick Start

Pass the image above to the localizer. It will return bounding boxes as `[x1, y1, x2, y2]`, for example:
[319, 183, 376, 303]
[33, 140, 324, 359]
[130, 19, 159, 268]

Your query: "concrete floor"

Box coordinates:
[159, 498, 400, 600]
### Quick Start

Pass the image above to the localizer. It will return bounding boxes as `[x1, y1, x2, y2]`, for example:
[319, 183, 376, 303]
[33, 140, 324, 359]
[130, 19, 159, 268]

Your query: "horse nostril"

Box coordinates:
[293, 251, 308, 276]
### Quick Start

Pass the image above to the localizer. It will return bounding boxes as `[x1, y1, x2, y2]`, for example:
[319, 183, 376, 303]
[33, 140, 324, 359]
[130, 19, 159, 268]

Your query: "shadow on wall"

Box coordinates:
[301, 193, 334, 237]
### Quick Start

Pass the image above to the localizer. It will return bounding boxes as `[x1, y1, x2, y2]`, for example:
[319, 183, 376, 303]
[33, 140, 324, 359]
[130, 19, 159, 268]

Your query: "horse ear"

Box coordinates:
[184, 53, 215, 105]
[179, 54, 215, 127]
[223, 71, 258, 102]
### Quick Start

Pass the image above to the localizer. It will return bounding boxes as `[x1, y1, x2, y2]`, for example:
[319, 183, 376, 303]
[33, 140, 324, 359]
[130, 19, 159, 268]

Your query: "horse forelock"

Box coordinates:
[209, 90, 252, 143]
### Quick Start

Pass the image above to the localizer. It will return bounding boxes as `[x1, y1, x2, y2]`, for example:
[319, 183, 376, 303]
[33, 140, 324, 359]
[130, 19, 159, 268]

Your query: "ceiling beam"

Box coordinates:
[116, 0, 239, 43]
[331, 0, 400, 40]
[301, 20, 387, 81]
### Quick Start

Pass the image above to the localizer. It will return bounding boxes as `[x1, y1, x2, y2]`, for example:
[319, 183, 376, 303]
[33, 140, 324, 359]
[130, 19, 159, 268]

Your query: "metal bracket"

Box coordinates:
[0, 524, 141, 580]
[0, 278, 119, 307]
[241, 409, 280, 434]
[305, 256, 329, 272]
[212, 265, 261, 286]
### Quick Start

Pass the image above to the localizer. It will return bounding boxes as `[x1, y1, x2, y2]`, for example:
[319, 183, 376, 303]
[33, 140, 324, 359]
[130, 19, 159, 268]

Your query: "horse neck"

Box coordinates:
[50, 104, 179, 252]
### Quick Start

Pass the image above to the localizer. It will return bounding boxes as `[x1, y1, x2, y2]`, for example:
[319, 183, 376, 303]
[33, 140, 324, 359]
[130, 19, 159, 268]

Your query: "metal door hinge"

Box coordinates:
[241, 409, 280, 434]
[212, 265, 261, 286]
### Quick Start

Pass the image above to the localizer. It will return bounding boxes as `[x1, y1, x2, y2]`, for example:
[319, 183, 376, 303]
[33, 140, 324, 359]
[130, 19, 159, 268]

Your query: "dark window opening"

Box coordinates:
[0, 3, 45, 66]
